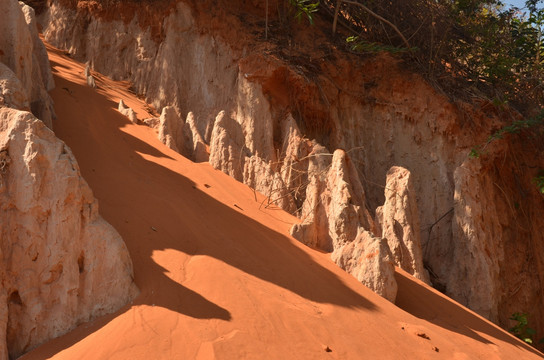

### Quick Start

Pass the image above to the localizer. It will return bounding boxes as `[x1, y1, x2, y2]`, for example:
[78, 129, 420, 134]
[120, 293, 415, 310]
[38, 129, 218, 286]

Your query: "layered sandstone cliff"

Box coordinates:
[0, 0, 138, 357]
[39, 0, 544, 340]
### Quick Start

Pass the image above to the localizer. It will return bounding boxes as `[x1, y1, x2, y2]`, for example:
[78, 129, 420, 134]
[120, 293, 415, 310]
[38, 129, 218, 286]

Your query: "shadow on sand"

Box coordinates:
[22, 47, 542, 359]
[395, 269, 543, 358]
[23, 52, 378, 358]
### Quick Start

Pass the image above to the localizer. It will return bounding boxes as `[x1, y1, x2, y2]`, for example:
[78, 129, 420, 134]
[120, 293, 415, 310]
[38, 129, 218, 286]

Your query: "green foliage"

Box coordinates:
[305, 0, 544, 195]
[322, 0, 544, 111]
[468, 109, 544, 158]
[346, 36, 416, 54]
[288, 0, 320, 24]
[469, 147, 481, 158]
[509, 312, 536, 344]
[533, 170, 544, 193]
[489, 115, 543, 141]
[448, 1, 544, 107]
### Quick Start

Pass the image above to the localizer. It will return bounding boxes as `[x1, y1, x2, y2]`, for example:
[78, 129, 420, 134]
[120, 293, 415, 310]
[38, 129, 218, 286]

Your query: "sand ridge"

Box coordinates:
[20, 41, 544, 360]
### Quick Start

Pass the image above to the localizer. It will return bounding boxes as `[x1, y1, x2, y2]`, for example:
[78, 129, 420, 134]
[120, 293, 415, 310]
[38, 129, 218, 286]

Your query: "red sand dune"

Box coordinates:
[21, 42, 544, 359]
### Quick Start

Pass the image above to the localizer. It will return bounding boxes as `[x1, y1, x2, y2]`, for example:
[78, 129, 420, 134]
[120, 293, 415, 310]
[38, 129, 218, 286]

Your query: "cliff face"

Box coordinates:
[0, 108, 138, 359]
[0, 0, 138, 357]
[0, 0, 55, 127]
[39, 0, 544, 342]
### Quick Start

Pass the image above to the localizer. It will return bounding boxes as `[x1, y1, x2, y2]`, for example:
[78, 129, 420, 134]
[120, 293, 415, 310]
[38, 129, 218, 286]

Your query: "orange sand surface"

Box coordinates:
[21, 42, 544, 359]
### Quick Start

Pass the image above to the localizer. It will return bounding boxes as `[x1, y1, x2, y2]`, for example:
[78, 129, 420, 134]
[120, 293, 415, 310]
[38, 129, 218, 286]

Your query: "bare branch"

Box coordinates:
[340, 0, 411, 48]
[332, 0, 342, 34]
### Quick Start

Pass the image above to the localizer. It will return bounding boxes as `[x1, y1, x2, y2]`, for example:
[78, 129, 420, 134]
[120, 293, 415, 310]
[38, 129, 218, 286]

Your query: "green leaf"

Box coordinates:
[288, 0, 319, 24]
[469, 148, 481, 158]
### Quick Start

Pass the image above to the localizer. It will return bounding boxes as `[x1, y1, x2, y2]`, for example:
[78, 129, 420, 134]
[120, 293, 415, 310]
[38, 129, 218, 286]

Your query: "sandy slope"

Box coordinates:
[20, 42, 544, 360]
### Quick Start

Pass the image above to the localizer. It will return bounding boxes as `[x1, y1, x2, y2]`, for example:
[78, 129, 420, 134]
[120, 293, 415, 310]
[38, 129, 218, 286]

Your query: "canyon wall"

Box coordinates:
[39, 0, 544, 340]
[0, 0, 138, 357]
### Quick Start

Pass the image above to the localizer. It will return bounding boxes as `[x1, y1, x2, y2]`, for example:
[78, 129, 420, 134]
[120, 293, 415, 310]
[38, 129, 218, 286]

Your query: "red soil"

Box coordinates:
[20, 42, 544, 360]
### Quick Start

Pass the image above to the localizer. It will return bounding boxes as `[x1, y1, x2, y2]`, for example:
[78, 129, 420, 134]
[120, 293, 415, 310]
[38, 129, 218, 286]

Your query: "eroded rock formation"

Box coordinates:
[39, 0, 544, 340]
[118, 99, 138, 124]
[0, 62, 28, 110]
[375, 167, 429, 282]
[209, 110, 247, 181]
[157, 105, 183, 152]
[184, 111, 209, 162]
[0, 0, 55, 128]
[0, 1, 138, 357]
[289, 149, 398, 301]
[335, 231, 398, 302]
[0, 107, 138, 359]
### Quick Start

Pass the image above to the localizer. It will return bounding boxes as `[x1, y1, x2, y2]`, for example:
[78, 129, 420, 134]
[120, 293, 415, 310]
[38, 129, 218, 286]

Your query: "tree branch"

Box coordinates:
[332, 0, 342, 34]
[340, 0, 411, 48]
